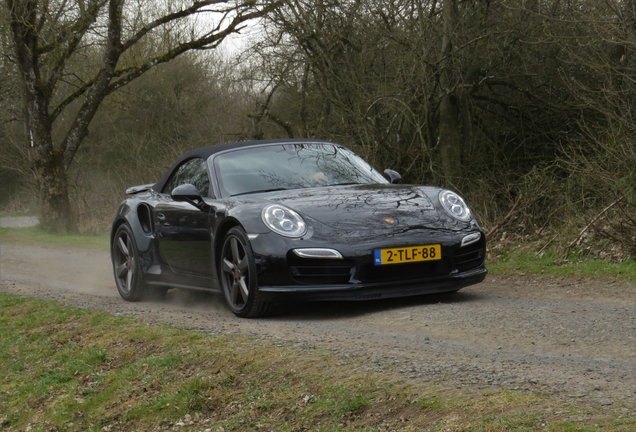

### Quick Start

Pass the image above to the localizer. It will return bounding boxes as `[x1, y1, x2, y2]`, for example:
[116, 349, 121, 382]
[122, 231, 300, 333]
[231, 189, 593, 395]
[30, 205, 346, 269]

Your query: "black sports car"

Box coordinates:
[110, 139, 486, 317]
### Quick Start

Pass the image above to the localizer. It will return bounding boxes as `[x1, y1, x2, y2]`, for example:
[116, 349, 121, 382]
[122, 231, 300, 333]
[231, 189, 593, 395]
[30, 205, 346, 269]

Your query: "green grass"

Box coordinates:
[0, 211, 33, 217]
[0, 294, 633, 431]
[489, 250, 636, 282]
[0, 225, 109, 249]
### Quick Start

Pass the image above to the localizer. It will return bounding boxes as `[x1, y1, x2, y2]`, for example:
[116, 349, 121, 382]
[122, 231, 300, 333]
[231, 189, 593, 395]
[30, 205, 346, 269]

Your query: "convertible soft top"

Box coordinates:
[152, 138, 335, 193]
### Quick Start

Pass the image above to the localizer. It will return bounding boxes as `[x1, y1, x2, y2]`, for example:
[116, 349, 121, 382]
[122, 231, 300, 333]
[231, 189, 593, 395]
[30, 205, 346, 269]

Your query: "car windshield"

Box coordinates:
[213, 143, 388, 197]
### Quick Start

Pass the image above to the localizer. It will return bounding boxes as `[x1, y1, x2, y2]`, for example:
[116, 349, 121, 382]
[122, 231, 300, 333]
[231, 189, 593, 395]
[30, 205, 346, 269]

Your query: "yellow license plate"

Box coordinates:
[374, 244, 442, 265]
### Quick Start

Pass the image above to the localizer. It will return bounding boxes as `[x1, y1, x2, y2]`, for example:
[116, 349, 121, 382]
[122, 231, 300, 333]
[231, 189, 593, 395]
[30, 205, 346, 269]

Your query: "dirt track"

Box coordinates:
[1, 238, 634, 411]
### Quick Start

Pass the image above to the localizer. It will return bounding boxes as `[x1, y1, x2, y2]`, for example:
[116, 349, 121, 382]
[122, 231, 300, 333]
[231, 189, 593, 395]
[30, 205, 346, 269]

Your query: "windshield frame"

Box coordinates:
[210, 142, 388, 199]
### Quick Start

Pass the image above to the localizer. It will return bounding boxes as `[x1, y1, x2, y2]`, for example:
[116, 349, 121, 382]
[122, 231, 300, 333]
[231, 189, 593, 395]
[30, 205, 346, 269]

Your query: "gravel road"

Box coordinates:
[1, 238, 634, 411]
[0, 216, 39, 228]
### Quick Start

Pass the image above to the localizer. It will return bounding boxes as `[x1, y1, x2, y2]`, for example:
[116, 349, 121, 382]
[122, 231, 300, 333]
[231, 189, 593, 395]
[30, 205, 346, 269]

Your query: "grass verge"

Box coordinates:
[1, 294, 633, 431]
[488, 250, 636, 282]
[0, 211, 33, 217]
[0, 226, 109, 250]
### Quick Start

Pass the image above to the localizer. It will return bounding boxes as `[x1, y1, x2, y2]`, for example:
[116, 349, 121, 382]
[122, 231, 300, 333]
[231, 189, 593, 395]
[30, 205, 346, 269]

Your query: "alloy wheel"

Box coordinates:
[113, 229, 134, 295]
[221, 235, 250, 309]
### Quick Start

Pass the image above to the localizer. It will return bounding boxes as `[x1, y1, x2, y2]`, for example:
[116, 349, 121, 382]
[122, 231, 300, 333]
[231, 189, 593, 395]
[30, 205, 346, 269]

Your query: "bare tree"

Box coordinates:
[2, 0, 280, 231]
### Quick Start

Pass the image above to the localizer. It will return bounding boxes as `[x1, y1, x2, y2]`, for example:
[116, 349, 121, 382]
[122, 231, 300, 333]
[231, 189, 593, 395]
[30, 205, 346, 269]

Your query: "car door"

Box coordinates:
[155, 157, 214, 277]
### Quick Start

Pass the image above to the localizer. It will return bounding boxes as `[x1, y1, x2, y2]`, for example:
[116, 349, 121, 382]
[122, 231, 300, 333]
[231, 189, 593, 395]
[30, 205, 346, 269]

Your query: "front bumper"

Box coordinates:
[258, 266, 487, 303]
[247, 228, 487, 303]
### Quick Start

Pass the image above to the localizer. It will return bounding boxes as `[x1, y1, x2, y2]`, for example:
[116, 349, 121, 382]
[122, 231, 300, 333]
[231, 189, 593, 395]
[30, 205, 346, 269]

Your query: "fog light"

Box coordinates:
[293, 248, 343, 259]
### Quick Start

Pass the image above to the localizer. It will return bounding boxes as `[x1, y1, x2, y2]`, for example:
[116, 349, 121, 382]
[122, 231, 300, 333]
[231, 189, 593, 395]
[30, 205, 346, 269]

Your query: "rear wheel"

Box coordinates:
[112, 223, 146, 301]
[219, 227, 273, 318]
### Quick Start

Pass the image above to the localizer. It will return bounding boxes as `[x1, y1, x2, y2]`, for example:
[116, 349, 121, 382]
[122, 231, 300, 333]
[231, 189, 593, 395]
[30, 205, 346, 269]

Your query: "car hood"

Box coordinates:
[257, 184, 443, 231]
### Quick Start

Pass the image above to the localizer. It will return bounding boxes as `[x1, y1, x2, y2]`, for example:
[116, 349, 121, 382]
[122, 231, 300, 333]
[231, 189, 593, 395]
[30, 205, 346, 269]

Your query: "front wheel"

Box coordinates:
[219, 227, 273, 318]
[112, 223, 146, 301]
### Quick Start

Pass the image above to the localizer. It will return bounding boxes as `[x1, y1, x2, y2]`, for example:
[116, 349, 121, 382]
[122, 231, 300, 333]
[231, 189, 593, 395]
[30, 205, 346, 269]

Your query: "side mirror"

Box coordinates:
[171, 183, 205, 209]
[383, 169, 402, 184]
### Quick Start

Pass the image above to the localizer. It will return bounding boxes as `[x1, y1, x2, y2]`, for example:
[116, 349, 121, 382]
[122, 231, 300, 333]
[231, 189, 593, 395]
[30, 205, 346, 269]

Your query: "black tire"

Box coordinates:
[112, 223, 147, 301]
[219, 227, 273, 318]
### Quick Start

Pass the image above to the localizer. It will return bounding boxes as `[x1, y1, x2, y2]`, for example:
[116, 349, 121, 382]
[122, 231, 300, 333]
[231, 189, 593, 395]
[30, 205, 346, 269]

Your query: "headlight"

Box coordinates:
[439, 190, 472, 222]
[261, 204, 307, 238]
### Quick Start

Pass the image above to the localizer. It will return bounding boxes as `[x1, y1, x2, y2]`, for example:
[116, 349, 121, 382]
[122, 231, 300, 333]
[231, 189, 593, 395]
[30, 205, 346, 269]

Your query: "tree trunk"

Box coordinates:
[34, 147, 76, 232]
[27, 90, 75, 232]
[438, 92, 462, 188]
[437, 0, 463, 188]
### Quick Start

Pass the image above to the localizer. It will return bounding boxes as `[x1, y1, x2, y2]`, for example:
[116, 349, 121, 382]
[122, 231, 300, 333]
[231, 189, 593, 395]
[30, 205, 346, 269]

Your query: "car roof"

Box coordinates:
[152, 138, 338, 193]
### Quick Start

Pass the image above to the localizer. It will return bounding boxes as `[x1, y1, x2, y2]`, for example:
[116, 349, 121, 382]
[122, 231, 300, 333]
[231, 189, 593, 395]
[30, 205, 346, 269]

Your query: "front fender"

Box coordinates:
[223, 202, 271, 234]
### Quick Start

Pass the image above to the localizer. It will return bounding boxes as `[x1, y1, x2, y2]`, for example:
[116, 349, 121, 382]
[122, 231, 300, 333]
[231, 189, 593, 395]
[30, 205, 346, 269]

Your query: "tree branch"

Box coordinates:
[563, 196, 625, 259]
[486, 195, 523, 240]
[46, 0, 107, 96]
[106, 3, 281, 95]
[57, 1, 283, 169]
[50, 1, 283, 122]
[38, 0, 106, 54]
[60, 0, 125, 168]
[121, 1, 227, 52]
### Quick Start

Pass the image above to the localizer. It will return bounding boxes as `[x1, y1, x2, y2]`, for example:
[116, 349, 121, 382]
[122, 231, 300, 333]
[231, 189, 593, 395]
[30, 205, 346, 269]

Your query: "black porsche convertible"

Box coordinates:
[110, 139, 486, 317]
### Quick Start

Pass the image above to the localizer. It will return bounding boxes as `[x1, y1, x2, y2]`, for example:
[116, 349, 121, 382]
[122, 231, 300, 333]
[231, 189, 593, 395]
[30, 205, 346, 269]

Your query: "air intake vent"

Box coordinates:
[358, 259, 452, 283]
[287, 253, 353, 284]
[453, 238, 485, 272]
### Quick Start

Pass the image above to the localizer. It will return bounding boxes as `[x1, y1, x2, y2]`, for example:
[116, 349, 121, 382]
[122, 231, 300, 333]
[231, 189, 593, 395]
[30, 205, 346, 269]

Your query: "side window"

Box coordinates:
[162, 158, 210, 197]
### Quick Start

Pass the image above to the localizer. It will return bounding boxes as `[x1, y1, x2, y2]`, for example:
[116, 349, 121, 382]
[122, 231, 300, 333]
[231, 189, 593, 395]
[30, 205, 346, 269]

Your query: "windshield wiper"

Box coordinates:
[231, 188, 289, 197]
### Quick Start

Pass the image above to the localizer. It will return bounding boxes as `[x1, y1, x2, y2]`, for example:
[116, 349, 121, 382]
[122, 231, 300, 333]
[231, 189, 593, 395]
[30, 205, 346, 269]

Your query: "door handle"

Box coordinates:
[157, 213, 166, 223]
